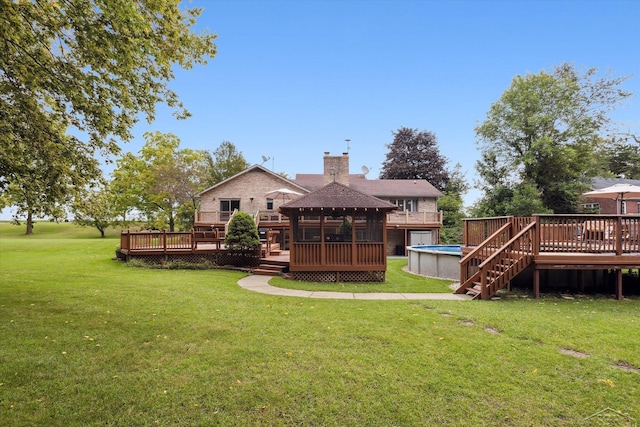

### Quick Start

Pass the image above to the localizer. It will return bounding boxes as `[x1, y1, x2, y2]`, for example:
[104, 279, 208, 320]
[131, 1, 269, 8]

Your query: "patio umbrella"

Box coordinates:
[265, 188, 303, 203]
[583, 183, 640, 214]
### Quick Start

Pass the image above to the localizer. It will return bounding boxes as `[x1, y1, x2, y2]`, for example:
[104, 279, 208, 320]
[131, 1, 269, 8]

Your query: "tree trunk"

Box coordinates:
[26, 211, 33, 235]
[169, 216, 175, 232]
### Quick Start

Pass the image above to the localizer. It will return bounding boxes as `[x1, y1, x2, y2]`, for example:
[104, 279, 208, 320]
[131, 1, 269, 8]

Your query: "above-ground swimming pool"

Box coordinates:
[406, 245, 462, 281]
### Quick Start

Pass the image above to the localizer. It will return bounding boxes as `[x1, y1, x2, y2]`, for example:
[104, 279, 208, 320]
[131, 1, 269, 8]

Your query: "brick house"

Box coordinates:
[196, 152, 443, 255]
[582, 178, 640, 214]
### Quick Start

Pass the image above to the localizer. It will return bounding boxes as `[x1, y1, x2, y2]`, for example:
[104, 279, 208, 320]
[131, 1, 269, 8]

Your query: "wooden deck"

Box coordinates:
[117, 229, 278, 269]
[195, 209, 443, 230]
[119, 230, 224, 256]
[459, 215, 640, 300]
[118, 215, 639, 298]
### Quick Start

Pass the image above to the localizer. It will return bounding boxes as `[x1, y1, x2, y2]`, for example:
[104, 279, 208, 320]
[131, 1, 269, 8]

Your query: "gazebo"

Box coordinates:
[279, 181, 397, 282]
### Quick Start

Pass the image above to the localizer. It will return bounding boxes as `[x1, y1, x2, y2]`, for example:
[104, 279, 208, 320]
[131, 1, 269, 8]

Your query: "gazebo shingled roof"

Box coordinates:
[279, 181, 397, 211]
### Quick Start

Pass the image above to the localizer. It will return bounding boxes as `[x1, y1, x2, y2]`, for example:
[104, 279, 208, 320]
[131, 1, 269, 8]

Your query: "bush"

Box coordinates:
[224, 212, 260, 250]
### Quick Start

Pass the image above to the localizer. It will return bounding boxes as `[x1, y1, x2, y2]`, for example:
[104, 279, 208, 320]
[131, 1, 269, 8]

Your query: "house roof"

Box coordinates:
[197, 164, 309, 197]
[293, 174, 443, 198]
[279, 181, 398, 211]
[591, 177, 640, 190]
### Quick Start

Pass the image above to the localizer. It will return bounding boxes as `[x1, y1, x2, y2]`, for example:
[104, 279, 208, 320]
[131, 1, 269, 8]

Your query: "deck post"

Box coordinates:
[320, 213, 326, 266]
[532, 215, 540, 256]
[616, 216, 623, 256]
[480, 266, 488, 300]
[616, 269, 623, 300]
[163, 229, 167, 255]
[533, 268, 540, 298]
[577, 270, 584, 293]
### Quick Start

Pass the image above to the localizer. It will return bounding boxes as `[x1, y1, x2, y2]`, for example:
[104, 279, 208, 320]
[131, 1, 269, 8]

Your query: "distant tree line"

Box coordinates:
[74, 137, 249, 235]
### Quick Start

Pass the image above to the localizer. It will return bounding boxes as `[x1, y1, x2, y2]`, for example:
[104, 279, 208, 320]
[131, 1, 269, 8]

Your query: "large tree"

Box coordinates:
[72, 183, 117, 238]
[205, 141, 250, 187]
[597, 138, 640, 180]
[111, 132, 210, 232]
[474, 64, 633, 215]
[110, 152, 146, 227]
[0, 0, 217, 205]
[438, 163, 469, 244]
[6, 131, 100, 234]
[379, 127, 449, 190]
[470, 150, 549, 218]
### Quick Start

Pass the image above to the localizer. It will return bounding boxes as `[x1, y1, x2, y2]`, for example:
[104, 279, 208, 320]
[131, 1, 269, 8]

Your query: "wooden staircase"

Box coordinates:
[458, 221, 536, 300]
[253, 260, 288, 276]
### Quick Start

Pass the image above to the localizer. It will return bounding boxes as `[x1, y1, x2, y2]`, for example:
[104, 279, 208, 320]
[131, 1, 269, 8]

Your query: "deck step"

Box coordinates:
[253, 263, 285, 276]
[465, 287, 480, 295]
[258, 264, 285, 272]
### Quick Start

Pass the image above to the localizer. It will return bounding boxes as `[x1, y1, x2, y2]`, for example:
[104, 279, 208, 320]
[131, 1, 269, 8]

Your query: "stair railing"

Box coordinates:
[458, 221, 513, 293]
[477, 222, 536, 299]
[225, 209, 238, 236]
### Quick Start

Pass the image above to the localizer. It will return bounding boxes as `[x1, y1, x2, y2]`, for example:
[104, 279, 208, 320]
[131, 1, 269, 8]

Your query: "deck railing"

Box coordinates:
[458, 221, 536, 298]
[121, 230, 194, 253]
[195, 211, 236, 224]
[463, 216, 532, 247]
[385, 211, 443, 225]
[291, 242, 385, 267]
[535, 214, 639, 255]
[197, 210, 443, 227]
[120, 229, 225, 254]
[462, 215, 640, 255]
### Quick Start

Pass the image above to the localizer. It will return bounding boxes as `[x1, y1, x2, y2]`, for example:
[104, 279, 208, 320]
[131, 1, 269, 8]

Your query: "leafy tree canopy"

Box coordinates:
[597, 138, 640, 180]
[438, 163, 469, 244]
[72, 183, 117, 238]
[379, 127, 450, 190]
[205, 141, 250, 187]
[6, 130, 100, 234]
[0, 0, 217, 193]
[474, 64, 633, 215]
[110, 132, 210, 231]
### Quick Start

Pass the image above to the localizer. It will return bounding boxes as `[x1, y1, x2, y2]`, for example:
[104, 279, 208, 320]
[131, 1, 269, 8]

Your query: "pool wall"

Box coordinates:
[407, 245, 462, 281]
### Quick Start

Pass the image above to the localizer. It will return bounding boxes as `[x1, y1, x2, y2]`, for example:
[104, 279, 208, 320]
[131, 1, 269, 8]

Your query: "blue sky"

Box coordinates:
[4, 0, 640, 220]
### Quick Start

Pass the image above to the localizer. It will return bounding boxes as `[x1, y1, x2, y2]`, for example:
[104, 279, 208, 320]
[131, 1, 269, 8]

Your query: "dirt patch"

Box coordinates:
[615, 361, 640, 374]
[484, 327, 500, 334]
[559, 347, 589, 358]
[439, 313, 453, 317]
[459, 319, 475, 326]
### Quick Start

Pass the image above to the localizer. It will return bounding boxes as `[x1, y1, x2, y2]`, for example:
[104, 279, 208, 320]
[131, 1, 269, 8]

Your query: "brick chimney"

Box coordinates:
[323, 152, 350, 186]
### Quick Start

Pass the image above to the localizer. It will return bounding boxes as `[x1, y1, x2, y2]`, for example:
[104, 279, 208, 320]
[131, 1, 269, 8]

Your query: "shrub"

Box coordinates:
[224, 212, 260, 250]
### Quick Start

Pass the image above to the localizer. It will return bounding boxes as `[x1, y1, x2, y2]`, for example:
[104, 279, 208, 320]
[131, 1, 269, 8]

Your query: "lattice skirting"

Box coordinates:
[126, 251, 260, 267]
[292, 271, 385, 282]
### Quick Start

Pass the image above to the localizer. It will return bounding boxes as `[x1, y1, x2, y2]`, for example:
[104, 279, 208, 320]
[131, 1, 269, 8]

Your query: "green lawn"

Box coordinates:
[1, 223, 639, 426]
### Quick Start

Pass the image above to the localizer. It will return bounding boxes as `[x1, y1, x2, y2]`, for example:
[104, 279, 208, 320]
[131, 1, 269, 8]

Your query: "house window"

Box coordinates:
[266, 198, 274, 210]
[390, 199, 418, 212]
[219, 199, 240, 221]
[581, 203, 600, 214]
[621, 201, 626, 214]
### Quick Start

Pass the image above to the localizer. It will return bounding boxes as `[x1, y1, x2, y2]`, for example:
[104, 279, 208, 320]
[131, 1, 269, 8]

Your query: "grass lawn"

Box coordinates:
[1, 222, 639, 426]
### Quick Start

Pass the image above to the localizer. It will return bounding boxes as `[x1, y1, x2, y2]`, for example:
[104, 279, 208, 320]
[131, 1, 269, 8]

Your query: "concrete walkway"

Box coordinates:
[237, 275, 473, 300]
